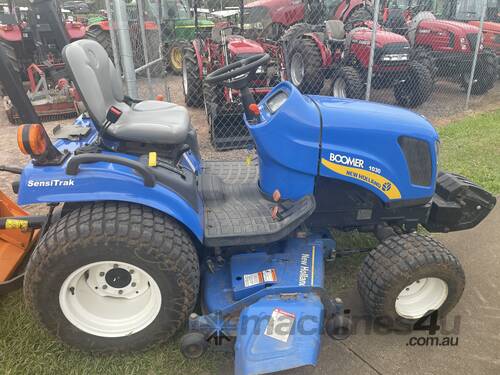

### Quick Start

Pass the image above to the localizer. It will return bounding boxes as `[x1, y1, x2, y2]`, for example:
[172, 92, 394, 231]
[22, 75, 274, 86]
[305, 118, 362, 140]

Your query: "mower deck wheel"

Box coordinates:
[180, 332, 208, 359]
[358, 233, 465, 330]
[24, 201, 200, 353]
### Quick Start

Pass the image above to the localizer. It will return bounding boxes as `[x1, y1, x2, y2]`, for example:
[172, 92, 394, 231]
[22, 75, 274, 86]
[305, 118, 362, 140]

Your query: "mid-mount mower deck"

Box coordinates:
[0, 39, 496, 374]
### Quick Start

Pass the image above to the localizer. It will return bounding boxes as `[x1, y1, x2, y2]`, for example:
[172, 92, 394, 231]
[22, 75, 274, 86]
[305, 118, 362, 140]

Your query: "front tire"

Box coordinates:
[286, 36, 324, 94]
[461, 50, 497, 95]
[331, 66, 364, 99]
[394, 61, 433, 107]
[358, 233, 465, 330]
[24, 201, 199, 353]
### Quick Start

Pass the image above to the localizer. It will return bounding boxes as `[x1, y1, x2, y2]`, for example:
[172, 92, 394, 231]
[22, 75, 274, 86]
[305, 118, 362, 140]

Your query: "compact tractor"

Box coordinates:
[86, 0, 213, 74]
[182, 17, 280, 150]
[380, 0, 498, 94]
[0, 0, 85, 122]
[282, 13, 433, 106]
[0, 38, 495, 374]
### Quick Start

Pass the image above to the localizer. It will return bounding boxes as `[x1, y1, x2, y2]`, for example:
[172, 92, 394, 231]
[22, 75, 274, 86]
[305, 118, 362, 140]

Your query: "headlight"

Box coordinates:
[435, 141, 440, 166]
[381, 53, 409, 61]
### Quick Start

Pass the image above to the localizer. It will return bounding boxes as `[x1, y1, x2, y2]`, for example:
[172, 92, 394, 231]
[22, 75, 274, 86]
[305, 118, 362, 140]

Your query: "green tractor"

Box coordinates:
[86, 0, 213, 74]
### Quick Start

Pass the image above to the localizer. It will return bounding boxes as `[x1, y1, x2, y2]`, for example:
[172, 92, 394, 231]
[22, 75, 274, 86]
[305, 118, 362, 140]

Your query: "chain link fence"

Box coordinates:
[97, 0, 499, 152]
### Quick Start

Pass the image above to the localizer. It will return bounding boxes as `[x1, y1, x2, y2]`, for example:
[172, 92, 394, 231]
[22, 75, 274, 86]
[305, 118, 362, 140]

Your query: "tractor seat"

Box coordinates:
[62, 39, 190, 145]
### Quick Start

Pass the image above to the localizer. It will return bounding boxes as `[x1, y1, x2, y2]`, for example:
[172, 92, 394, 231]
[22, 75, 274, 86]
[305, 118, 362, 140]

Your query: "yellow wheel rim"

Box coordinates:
[171, 47, 183, 71]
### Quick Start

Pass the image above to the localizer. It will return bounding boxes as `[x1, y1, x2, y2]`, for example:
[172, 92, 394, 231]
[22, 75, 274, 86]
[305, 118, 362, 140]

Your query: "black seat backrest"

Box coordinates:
[62, 39, 125, 128]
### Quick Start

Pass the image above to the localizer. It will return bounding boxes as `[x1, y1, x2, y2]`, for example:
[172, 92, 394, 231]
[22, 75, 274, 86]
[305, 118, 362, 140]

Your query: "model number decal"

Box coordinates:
[27, 179, 75, 187]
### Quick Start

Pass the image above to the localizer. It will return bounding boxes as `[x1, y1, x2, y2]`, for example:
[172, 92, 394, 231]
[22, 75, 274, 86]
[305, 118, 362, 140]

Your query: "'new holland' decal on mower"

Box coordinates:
[322, 158, 401, 200]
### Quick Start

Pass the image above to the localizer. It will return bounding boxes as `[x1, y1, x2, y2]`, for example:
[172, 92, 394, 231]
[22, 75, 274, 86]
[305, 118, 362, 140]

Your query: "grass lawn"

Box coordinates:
[0, 109, 499, 375]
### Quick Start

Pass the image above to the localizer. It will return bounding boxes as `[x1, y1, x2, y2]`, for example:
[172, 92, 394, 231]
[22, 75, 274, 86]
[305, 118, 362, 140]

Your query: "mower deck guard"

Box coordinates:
[0, 191, 37, 294]
[425, 172, 496, 232]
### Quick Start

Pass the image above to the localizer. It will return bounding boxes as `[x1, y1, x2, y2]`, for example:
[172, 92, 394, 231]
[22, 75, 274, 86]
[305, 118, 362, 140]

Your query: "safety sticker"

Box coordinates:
[265, 308, 296, 343]
[243, 268, 277, 287]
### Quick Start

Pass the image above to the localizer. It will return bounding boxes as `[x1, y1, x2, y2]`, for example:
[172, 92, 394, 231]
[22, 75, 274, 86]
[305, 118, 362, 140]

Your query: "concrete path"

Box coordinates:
[301, 201, 500, 375]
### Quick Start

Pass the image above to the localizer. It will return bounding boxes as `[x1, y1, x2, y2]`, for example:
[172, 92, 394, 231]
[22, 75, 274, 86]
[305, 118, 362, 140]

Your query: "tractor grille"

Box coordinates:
[467, 33, 479, 50]
[398, 136, 432, 186]
[375, 43, 410, 65]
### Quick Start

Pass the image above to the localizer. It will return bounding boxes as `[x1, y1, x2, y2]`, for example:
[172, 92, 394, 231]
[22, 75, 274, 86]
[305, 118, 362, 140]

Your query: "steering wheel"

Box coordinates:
[205, 54, 271, 86]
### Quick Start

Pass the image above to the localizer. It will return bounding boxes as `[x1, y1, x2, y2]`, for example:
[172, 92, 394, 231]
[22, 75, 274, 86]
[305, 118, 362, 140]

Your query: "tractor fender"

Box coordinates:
[191, 39, 204, 79]
[304, 32, 332, 67]
[0, 25, 22, 42]
[17, 159, 204, 242]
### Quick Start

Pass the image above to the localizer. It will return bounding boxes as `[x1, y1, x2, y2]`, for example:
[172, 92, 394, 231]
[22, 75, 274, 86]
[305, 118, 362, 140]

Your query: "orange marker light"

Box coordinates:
[156, 94, 165, 101]
[272, 189, 281, 202]
[17, 124, 48, 156]
[248, 103, 260, 116]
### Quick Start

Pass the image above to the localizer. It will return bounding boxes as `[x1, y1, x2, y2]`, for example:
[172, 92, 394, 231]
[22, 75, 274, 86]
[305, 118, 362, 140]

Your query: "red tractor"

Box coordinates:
[379, 0, 498, 94]
[0, 0, 85, 122]
[441, 0, 499, 77]
[284, 19, 433, 107]
[182, 21, 280, 150]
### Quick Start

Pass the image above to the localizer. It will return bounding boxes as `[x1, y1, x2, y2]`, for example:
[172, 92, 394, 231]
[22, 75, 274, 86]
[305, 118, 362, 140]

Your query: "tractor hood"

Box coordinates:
[418, 19, 479, 35]
[351, 28, 408, 48]
[468, 21, 500, 33]
[227, 36, 265, 56]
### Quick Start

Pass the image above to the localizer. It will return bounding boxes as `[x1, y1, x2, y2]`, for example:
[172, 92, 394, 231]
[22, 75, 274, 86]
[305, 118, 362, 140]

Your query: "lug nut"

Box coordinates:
[131, 282, 137, 287]
[102, 285, 108, 290]
[129, 269, 135, 274]
[118, 290, 123, 295]
[113, 264, 119, 268]
[99, 272, 105, 277]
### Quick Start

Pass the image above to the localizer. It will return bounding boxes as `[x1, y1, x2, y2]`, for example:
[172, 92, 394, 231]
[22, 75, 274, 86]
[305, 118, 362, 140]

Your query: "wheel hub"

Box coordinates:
[59, 261, 162, 337]
[333, 77, 347, 98]
[395, 277, 448, 319]
[105, 267, 132, 289]
[290, 52, 305, 86]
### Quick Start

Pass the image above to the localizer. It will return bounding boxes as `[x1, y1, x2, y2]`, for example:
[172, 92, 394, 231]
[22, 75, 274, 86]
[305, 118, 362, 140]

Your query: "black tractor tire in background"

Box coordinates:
[410, 46, 436, 80]
[394, 61, 433, 107]
[344, 6, 373, 33]
[331, 66, 364, 99]
[286, 35, 324, 94]
[24, 201, 200, 353]
[461, 50, 497, 95]
[182, 47, 203, 107]
[358, 233, 465, 330]
[167, 41, 188, 75]
[86, 28, 114, 61]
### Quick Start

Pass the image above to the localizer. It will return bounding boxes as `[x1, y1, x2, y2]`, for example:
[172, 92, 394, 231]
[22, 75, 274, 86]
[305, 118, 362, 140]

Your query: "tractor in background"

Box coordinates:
[379, 0, 498, 94]
[85, 0, 213, 75]
[0, 0, 85, 123]
[279, 0, 433, 107]
[182, 12, 281, 150]
[441, 0, 499, 77]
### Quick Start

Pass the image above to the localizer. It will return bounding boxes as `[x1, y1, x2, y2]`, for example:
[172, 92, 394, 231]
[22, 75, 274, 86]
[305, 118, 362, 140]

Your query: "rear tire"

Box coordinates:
[410, 46, 436, 80]
[183, 47, 203, 107]
[394, 61, 433, 107]
[331, 66, 364, 99]
[358, 233, 465, 330]
[86, 28, 113, 61]
[286, 35, 324, 94]
[24, 201, 199, 353]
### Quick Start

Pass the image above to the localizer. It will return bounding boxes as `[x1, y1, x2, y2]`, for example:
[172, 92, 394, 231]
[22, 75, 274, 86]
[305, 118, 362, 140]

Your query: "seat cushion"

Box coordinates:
[107, 100, 191, 145]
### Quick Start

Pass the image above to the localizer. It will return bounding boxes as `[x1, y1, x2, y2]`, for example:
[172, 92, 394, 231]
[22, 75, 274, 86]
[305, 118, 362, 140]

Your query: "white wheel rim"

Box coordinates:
[182, 60, 189, 96]
[290, 52, 305, 86]
[333, 77, 347, 97]
[395, 277, 448, 319]
[59, 261, 162, 337]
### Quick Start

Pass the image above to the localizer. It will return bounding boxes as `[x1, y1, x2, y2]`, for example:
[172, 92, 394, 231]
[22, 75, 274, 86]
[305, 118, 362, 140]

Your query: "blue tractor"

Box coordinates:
[1, 39, 495, 374]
